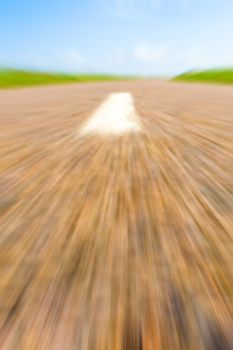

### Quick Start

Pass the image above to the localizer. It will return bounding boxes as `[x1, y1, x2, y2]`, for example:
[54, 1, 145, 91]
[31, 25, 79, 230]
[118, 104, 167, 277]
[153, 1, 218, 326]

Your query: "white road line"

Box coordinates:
[79, 92, 142, 135]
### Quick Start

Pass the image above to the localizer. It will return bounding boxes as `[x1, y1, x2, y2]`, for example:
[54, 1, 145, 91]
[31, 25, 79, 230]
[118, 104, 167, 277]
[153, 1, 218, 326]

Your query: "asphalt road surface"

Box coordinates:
[0, 80, 232, 350]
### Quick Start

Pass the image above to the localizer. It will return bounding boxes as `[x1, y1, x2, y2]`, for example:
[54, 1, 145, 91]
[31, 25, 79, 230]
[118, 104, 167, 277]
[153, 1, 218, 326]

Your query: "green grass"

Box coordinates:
[0, 69, 132, 88]
[174, 68, 233, 85]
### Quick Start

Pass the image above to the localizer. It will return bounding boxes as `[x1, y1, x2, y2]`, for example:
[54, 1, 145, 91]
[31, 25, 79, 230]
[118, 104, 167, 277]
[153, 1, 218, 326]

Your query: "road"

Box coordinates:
[0, 80, 232, 349]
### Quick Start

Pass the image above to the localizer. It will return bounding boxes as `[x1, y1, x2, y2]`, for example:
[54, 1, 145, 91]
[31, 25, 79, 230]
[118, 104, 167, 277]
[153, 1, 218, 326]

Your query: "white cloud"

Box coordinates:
[54, 49, 90, 72]
[4, 49, 89, 72]
[182, 46, 233, 70]
[0, 52, 53, 71]
[134, 43, 167, 62]
[63, 49, 87, 65]
[106, 50, 126, 64]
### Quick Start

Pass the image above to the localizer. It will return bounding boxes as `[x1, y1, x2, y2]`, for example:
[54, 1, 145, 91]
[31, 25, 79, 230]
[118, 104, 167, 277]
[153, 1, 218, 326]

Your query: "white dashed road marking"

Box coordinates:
[80, 92, 142, 135]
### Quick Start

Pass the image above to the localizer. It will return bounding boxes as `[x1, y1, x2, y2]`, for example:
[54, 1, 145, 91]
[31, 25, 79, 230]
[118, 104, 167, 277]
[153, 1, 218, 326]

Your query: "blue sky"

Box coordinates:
[1, 0, 233, 75]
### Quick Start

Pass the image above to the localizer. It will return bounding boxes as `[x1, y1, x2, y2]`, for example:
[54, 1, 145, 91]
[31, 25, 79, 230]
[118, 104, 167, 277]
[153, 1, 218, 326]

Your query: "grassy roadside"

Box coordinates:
[173, 68, 233, 85]
[0, 69, 133, 89]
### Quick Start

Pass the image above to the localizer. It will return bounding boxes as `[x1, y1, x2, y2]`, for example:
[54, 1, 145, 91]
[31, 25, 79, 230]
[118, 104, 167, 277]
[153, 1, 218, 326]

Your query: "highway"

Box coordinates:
[0, 80, 232, 349]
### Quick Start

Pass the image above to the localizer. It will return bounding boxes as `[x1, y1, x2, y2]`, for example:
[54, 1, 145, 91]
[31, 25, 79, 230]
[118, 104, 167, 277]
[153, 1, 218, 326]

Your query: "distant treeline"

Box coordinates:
[0, 69, 133, 88]
[174, 68, 233, 85]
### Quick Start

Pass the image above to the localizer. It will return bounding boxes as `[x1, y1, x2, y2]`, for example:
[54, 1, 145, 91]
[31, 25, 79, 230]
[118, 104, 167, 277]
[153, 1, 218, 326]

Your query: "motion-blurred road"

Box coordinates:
[0, 80, 232, 349]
